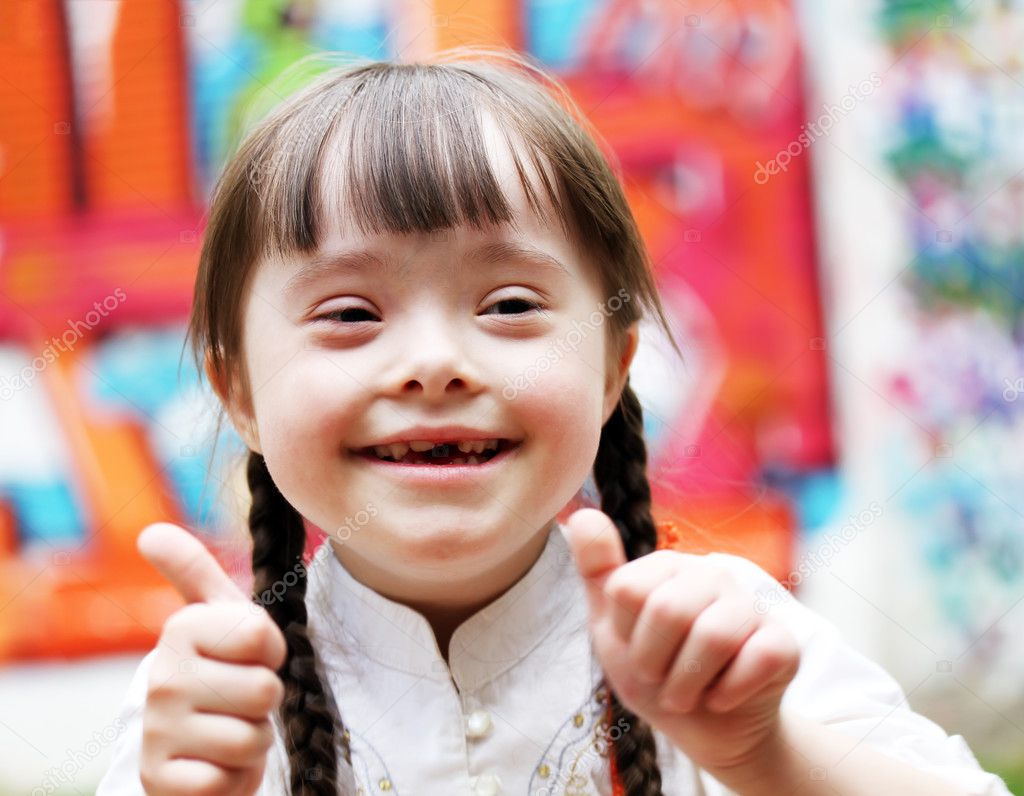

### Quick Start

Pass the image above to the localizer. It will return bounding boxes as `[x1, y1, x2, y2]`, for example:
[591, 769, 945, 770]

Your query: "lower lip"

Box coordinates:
[349, 442, 522, 486]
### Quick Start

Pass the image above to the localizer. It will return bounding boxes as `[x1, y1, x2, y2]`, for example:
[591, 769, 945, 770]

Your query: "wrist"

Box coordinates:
[701, 711, 802, 796]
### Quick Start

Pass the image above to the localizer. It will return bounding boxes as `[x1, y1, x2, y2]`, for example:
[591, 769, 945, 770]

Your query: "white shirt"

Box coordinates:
[97, 522, 1012, 795]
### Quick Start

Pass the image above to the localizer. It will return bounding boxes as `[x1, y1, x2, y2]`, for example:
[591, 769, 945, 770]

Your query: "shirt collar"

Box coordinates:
[305, 520, 588, 693]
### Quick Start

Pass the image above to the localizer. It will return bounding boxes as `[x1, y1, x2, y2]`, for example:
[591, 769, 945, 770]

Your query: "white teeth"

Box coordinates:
[368, 438, 507, 461]
[371, 442, 411, 460]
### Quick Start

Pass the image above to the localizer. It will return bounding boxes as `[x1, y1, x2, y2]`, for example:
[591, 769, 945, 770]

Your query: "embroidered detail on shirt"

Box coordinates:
[342, 724, 400, 795]
[527, 682, 610, 796]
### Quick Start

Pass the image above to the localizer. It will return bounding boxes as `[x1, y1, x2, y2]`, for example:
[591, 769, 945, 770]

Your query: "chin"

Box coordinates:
[385, 519, 501, 561]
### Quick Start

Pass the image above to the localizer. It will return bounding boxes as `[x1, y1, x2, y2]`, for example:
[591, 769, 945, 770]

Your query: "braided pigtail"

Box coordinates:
[592, 379, 665, 795]
[246, 450, 350, 794]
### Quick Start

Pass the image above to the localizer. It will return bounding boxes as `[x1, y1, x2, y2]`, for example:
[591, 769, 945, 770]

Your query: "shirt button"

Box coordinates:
[471, 772, 503, 795]
[465, 709, 493, 739]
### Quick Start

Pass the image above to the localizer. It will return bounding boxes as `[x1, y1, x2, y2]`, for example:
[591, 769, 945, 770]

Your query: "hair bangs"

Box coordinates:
[244, 84, 350, 263]
[251, 65, 573, 264]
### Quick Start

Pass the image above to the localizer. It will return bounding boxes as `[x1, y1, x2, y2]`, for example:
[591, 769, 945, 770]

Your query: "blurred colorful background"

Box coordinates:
[0, 0, 1021, 792]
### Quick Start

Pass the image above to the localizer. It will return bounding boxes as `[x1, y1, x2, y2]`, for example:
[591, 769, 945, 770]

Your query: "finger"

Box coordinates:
[659, 597, 759, 713]
[150, 757, 263, 795]
[625, 571, 718, 684]
[561, 508, 627, 619]
[162, 603, 287, 670]
[703, 623, 801, 713]
[187, 658, 286, 720]
[173, 714, 276, 770]
[605, 551, 693, 642]
[139, 522, 248, 605]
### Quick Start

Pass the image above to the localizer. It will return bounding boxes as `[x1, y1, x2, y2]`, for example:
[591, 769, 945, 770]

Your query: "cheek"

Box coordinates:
[251, 355, 364, 471]
[510, 348, 606, 480]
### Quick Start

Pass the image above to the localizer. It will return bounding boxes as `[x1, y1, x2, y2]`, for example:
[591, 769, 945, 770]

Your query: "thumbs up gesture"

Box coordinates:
[136, 523, 287, 796]
[562, 508, 801, 779]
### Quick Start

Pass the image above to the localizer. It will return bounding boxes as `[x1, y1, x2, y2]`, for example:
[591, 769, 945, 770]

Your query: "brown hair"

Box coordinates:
[187, 45, 684, 795]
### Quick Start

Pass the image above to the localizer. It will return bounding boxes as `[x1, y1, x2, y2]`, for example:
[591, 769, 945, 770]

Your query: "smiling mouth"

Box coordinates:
[352, 439, 520, 466]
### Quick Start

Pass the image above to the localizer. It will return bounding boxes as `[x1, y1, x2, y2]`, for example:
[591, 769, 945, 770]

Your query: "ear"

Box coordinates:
[204, 349, 262, 454]
[602, 322, 640, 426]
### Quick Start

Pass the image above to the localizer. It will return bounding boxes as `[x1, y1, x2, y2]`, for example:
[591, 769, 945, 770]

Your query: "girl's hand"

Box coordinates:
[136, 523, 287, 796]
[562, 508, 801, 776]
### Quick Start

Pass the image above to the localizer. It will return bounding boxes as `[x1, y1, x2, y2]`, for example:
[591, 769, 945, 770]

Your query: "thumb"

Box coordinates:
[138, 522, 248, 605]
[562, 508, 627, 619]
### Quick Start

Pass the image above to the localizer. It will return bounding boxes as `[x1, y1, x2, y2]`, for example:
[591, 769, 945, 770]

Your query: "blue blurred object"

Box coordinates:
[86, 326, 199, 419]
[525, 0, 605, 69]
[82, 325, 241, 532]
[763, 467, 843, 535]
[315, 16, 390, 58]
[3, 480, 83, 544]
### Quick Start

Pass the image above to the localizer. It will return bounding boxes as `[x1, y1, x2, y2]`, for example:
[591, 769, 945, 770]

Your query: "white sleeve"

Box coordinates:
[94, 650, 157, 795]
[694, 552, 1013, 796]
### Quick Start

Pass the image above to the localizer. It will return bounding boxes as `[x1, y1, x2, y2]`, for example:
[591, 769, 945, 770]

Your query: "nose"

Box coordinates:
[389, 309, 481, 399]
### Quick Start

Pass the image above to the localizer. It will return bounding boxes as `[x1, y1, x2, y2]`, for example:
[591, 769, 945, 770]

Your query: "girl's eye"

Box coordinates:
[313, 299, 545, 324]
[483, 298, 544, 316]
[315, 307, 378, 324]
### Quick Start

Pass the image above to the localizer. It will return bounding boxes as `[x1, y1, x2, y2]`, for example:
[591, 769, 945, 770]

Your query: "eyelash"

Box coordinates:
[315, 298, 545, 324]
[484, 298, 545, 316]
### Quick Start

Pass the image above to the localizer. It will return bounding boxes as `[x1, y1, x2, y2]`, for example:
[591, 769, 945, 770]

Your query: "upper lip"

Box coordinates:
[351, 426, 521, 449]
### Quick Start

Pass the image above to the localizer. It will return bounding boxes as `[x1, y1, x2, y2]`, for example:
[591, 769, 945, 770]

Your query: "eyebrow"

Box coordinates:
[283, 240, 571, 296]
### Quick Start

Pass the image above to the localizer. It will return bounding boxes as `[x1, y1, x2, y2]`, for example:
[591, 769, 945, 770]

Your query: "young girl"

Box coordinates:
[97, 48, 1012, 795]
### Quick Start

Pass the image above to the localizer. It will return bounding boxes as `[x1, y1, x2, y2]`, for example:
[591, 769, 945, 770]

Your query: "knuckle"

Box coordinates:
[604, 572, 645, 607]
[646, 592, 686, 625]
[617, 678, 646, 705]
[140, 728, 165, 774]
[759, 624, 801, 670]
[141, 715, 163, 748]
[217, 720, 266, 761]
[253, 670, 285, 712]
[692, 617, 735, 654]
[253, 719, 276, 753]
[147, 672, 185, 705]
[164, 603, 206, 639]
[703, 627, 736, 655]
[162, 610, 190, 639]
[264, 622, 287, 666]
[675, 551, 714, 573]
[241, 614, 278, 652]
[632, 658, 663, 684]
[228, 615, 266, 653]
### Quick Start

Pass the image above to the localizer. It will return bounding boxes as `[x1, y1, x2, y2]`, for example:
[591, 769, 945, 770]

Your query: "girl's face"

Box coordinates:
[217, 120, 638, 601]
